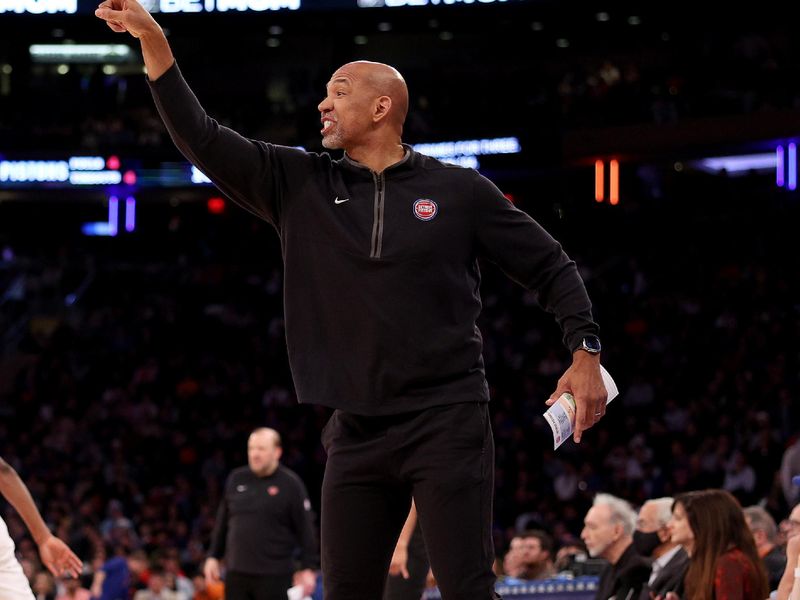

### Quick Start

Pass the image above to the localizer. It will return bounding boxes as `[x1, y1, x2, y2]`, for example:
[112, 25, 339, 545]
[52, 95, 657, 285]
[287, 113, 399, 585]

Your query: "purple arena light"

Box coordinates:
[125, 197, 136, 232]
[108, 196, 119, 236]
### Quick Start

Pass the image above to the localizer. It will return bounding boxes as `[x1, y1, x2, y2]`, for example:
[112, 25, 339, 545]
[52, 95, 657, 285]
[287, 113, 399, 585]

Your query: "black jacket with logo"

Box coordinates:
[208, 465, 318, 576]
[149, 63, 600, 416]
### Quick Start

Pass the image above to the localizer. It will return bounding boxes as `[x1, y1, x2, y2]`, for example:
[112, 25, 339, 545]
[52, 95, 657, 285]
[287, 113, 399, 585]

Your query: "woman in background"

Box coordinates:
[666, 489, 768, 600]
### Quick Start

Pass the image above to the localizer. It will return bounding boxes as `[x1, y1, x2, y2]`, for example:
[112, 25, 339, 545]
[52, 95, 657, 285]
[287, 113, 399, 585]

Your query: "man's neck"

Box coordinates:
[252, 464, 279, 477]
[604, 538, 632, 566]
[346, 140, 406, 173]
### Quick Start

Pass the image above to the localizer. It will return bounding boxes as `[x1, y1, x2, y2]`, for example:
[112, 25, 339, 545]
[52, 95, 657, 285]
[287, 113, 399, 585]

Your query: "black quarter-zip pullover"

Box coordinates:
[208, 465, 318, 575]
[149, 63, 600, 416]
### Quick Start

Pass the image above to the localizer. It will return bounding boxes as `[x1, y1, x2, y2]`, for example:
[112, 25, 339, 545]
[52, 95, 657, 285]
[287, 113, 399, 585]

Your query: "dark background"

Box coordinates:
[0, 0, 799, 589]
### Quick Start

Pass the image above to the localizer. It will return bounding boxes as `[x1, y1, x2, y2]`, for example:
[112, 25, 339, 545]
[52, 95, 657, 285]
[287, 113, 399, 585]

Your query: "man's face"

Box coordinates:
[148, 574, 165, 593]
[519, 537, 546, 565]
[318, 65, 376, 150]
[636, 502, 661, 534]
[581, 505, 618, 558]
[248, 431, 281, 476]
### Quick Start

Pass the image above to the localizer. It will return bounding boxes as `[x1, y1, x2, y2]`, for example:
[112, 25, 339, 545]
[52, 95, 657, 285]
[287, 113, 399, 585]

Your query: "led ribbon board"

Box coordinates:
[2, 0, 529, 14]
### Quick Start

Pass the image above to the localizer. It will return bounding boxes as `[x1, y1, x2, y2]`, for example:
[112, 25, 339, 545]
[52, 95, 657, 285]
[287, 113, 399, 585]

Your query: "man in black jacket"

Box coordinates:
[204, 429, 318, 600]
[582, 494, 650, 600]
[94, 5, 609, 598]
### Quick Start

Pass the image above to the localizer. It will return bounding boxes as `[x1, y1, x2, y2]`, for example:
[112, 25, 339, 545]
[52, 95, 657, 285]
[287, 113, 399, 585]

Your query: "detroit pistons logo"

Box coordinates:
[413, 199, 438, 221]
[268, 486, 280, 496]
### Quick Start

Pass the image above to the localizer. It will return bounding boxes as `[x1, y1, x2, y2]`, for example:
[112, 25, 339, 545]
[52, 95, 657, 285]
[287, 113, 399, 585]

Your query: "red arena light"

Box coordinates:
[106, 155, 120, 170]
[123, 170, 137, 185]
[207, 197, 226, 214]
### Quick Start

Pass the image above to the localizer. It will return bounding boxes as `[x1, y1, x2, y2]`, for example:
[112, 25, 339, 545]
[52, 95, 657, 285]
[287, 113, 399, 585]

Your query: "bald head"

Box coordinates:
[250, 427, 281, 446]
[330, 61, 408, 127]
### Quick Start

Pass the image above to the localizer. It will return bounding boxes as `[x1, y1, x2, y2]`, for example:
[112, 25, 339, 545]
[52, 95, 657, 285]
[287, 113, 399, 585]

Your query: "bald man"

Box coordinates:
[94, 4, 606, 598]
[204, 429, 318, 600]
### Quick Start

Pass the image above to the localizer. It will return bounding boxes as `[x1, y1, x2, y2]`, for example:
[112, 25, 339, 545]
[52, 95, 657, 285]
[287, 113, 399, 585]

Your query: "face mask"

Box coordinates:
[633, 529, 662, 556]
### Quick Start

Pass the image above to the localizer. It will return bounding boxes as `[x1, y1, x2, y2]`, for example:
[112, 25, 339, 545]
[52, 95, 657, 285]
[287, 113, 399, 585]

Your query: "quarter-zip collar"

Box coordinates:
[341, 144, 415, 175]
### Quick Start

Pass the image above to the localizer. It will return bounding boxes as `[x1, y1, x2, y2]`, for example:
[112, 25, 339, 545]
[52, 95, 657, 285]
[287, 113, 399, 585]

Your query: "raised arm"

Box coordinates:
[94, 0, 302, 226]
[94, 0, 174, 81]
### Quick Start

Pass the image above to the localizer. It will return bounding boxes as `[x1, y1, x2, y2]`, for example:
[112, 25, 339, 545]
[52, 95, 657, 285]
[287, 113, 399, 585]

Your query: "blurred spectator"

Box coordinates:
[132, 568, 179, 600]
[159, 550, 193, 600]
[56, 576, 92, 600]
[515, 530, 556, 581]
[724, 452, 757, 505]
[190, 572, 223, 600]
[89, 549, 149, 600]
[634, 497, 688, 599]
[32, 571, 57, 600]
[499, 536, 526, 583]
[744, 505, 786, 590]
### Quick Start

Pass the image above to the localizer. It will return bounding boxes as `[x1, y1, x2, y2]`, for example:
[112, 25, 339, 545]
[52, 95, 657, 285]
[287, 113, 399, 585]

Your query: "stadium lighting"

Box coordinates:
[29, 44, 133, 63]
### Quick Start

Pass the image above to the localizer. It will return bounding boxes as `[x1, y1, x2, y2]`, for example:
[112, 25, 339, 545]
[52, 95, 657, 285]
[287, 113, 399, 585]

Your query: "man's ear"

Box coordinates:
[374, 95, 393, 122]
[613, 522, 624, 542]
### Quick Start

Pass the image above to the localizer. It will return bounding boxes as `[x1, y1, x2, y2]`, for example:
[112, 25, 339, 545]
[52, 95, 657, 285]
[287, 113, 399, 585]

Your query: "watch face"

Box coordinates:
[582, 336, 601, 353]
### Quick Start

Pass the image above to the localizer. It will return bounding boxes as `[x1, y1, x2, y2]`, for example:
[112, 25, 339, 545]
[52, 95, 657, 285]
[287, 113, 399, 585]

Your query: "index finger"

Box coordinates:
[573, 393, 593, 443]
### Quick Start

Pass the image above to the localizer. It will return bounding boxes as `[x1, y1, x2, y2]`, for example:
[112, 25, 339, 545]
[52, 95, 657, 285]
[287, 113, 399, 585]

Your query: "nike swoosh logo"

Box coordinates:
[334, 197, 350, 204]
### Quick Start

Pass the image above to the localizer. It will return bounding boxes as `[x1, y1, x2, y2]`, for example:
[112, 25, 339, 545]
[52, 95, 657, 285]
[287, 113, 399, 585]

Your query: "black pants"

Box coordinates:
[321, 402, 499, 600]
[225, 571, 293, 600]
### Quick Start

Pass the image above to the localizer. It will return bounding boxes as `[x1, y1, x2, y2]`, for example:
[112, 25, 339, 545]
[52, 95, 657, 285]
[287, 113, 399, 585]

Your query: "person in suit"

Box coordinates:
[634, 498, 688, 600]
[582, 493, 650, 600]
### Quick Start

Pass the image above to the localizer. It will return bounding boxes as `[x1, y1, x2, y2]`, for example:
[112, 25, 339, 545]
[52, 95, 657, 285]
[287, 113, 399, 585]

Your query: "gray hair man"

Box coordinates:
[744, 505, 786, 590]
[635, 497, 688, 600]
[582, 493, 650, 600]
